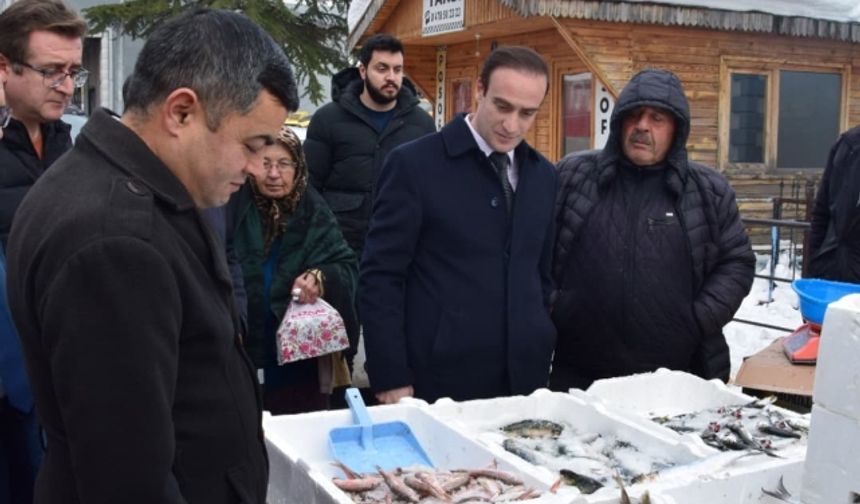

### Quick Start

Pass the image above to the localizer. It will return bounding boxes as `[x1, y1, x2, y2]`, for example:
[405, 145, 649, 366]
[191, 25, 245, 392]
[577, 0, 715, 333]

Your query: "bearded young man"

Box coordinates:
[304, 34, 435, 261]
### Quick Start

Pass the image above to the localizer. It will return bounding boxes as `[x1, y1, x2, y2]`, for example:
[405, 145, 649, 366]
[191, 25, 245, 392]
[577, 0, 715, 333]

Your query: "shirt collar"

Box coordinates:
[465, 114, 514, 165]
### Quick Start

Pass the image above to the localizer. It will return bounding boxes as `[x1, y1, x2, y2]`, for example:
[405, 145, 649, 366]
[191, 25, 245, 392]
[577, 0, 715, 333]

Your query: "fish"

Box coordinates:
[451, 487, 492, 503]
[614, 475, 631, 504]
[500, 419, 564, 439]
[726, 422, 781, 457]
[491, 485, 540, 501]
[404, 475, 451, 501]
[332, 459, 361, 479]
[654, 450, 761, 482]
[745, 395, 778, 408]
[761, 475, 800, 503]
[559, 469, 603, 494]
[502, 438, 538, 464]
[331, 477, 383, 492]
[758, 422, 801, 439]
[783, 417, 810, 434]
[440, 472, 472, 493]
[416, 471, 452, 500]
[467, 467, 523, 486]
[477, 476, 503, 496]
[376, 466, 421, 503]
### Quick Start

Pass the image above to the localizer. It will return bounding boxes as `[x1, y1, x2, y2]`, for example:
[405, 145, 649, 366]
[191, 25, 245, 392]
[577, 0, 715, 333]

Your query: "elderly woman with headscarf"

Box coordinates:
[229, 124, 358, 414]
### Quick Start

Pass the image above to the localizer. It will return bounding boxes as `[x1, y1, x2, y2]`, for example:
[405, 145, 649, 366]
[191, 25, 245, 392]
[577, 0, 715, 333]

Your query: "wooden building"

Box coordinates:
[347, 0, 860, 225]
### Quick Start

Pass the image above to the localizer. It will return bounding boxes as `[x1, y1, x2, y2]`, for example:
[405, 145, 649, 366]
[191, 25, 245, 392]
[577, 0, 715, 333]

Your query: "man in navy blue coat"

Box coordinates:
[359, 46, 557, 404]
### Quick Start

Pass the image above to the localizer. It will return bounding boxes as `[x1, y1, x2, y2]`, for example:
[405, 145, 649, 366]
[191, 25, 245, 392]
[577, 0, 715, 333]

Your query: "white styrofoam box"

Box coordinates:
[263, 405, 574, 504]
[425, 388, 711, 502]
[586, 368, 750, 418]
[801, 405, 860, 504]
[812, 293, 860, 419]
[582, 369, 810, 461]
[645, 457, 804, 504]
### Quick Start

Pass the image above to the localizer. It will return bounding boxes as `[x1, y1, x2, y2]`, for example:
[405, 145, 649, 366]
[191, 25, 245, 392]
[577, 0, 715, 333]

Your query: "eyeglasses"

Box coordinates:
[0, 106, 11, 129]
[15, 61, 89, 89]
[263, 159, 297, 172]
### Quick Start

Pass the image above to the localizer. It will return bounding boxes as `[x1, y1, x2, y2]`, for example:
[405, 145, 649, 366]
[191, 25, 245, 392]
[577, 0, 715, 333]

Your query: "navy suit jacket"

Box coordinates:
[359, 115, 557, 402]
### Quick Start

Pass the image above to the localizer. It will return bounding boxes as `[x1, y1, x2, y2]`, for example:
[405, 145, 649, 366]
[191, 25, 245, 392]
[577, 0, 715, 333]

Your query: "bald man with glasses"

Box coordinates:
[0, 0, 88, 249]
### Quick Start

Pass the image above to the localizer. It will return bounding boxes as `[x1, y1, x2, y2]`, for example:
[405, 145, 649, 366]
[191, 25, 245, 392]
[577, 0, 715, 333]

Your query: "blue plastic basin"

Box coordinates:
[792, 278, 860, 325]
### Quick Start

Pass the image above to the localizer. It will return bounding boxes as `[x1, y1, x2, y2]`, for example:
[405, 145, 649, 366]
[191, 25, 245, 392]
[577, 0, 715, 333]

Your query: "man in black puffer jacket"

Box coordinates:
[304, 34, 435, 258]
[551, 68, 755, 390]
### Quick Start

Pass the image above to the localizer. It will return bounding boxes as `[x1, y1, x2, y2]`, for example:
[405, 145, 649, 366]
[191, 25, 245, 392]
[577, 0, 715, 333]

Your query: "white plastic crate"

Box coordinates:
[425, 388, 710, 502]
[813, 293, 860, 420]
[586, 368, 750, 418]
[801, 405, 860, 504]
[645, 457, 805, 504]
[264, 404, 572, 504]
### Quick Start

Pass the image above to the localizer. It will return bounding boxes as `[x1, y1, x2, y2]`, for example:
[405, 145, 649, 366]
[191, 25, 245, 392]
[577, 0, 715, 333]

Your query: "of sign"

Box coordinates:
[435, 47, 446, 131]
[423, 0, 464, 36]
[593, 83, 615, 149]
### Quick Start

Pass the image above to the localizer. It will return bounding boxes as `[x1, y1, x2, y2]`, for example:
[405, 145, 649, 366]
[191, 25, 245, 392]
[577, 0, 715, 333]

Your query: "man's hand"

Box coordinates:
[375, 386, 414, 404]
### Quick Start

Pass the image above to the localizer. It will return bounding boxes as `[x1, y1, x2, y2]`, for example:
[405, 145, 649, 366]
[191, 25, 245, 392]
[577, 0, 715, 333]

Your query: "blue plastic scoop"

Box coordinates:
[328, 388, 433, 474]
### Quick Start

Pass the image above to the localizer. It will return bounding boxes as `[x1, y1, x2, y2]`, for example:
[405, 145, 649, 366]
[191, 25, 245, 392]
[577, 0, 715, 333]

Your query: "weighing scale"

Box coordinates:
[781, 322, 820, 364]
[783, 278, 860, 365]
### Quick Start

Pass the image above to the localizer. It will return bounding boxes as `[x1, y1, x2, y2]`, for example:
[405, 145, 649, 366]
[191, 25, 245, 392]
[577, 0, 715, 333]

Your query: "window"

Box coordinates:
[561, 73, 592, 156]
[729, 74, 766, 163]
[721, 59, 845, 171]
[777, 71, 841, 169]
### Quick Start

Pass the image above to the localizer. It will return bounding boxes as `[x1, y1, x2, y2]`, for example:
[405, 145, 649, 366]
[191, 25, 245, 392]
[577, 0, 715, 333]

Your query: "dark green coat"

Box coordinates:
[230, 184, 359, 369]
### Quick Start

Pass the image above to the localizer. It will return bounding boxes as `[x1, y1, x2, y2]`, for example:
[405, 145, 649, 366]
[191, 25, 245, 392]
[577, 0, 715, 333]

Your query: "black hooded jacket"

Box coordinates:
[808, 125, 860, 283]
[303, 68, 436, 257]
[551, 69, 755, 387]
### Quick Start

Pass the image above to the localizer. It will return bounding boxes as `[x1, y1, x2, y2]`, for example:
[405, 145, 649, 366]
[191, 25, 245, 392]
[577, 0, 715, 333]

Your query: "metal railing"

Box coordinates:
[734, 185, 815, 333]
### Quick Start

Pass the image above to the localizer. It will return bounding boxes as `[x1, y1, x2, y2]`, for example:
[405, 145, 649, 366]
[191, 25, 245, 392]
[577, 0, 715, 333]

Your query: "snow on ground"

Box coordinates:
[726, 257, 804, 380]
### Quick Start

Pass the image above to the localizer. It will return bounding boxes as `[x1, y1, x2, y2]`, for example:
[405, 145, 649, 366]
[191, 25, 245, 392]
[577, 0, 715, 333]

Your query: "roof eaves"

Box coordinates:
[348, 0, 389, 51]
[499, 0, 860, 43]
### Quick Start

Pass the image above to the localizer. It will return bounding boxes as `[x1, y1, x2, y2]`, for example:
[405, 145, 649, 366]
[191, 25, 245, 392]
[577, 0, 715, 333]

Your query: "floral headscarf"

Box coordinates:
[251, 124, 310, 253]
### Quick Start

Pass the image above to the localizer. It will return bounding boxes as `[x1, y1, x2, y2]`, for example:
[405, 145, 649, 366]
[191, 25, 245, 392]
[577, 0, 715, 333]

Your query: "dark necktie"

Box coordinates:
[489, 151, 513, 214]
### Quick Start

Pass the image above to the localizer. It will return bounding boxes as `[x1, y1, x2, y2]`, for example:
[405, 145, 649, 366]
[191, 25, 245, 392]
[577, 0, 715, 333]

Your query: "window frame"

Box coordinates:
[551, 58, 591, 159]
[719, 56, 849, 173]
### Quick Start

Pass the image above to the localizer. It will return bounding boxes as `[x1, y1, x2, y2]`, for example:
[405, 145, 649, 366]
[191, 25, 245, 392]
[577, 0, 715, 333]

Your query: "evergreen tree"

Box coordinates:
[85, 0, 349, 105]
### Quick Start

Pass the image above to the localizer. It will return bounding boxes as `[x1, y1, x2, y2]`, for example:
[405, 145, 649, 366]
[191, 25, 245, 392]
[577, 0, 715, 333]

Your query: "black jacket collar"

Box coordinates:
[78, 108, 196, 212]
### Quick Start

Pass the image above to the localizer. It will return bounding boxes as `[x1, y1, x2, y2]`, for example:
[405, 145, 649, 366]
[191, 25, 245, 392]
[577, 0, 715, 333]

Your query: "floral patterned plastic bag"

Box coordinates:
[276, 299, 349, 365]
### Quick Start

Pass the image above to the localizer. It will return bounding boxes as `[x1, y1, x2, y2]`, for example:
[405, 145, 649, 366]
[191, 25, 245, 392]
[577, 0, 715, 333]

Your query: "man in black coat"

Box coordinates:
[304, 34, 435, 259]
[6, 9, 298, 504]
[552, 68, 755, 391]
[0, 0, 87, 249]
[0, 3, 87, 502]
[808, 125, 860, 283]
[359, 46, 557, 404]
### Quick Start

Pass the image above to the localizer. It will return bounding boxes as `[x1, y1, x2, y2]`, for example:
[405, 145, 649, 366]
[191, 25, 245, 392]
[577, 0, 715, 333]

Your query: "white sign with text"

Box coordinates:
[594, 83, 615, 149]
[423, 0, 464, 36]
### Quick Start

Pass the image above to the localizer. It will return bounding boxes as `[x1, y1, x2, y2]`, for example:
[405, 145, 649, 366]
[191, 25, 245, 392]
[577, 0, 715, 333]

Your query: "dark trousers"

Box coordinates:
[0, 398, 42, 504]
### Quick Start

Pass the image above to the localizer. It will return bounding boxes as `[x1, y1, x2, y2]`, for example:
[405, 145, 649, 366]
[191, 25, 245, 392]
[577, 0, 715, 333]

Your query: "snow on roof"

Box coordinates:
[348, 0, 372, 34]
[349, 0, 860, 48]
[619, 0, 860, 24]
